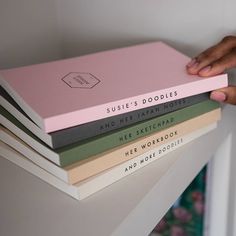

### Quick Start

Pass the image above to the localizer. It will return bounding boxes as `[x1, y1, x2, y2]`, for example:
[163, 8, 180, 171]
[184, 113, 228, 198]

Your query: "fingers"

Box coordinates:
[198, 49, 236, 77]
[186, 36, 236, 75]
[210, 86, 236, 105]
[187, 45, 227, 74]
[186, 36, 236, 105]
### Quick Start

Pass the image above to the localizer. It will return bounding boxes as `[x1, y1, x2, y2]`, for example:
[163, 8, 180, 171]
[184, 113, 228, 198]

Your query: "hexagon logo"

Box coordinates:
[62, 72, 100, 89]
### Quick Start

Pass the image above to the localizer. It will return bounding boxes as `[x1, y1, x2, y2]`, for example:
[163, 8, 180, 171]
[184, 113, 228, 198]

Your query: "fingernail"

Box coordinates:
[187, 58, 198, 68]
[210, 91, 227, 102]
[199, 66, 212, 75]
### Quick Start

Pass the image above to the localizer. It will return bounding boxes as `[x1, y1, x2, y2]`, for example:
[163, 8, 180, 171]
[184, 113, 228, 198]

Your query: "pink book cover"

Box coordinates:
[0, 42, 228, 133]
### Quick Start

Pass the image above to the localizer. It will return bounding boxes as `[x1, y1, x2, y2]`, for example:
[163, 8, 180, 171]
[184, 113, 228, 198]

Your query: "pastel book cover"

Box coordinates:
[0, 42, 228, 133]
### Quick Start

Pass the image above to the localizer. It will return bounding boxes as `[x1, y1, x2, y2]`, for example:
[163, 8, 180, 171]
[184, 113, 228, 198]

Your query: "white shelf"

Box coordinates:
[0, 105, 235, 236]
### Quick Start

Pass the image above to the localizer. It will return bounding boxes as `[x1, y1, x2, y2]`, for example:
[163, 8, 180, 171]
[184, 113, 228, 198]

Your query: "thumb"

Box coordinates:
[210, 86, 236, 105]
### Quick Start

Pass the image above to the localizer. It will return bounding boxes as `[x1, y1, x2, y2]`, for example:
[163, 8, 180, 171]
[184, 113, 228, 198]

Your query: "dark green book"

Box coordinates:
[0, 99, 219, 167]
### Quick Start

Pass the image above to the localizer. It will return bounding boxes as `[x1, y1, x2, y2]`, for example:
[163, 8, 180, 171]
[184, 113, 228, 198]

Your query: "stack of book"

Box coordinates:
[0, 42, 228, 200]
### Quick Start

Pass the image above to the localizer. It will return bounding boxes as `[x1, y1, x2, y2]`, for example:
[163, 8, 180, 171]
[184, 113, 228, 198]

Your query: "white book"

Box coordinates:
[0, 122, 217, 200]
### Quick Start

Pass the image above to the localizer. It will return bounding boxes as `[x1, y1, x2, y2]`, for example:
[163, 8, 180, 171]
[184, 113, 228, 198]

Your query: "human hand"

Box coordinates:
[186, 36, 236, 105]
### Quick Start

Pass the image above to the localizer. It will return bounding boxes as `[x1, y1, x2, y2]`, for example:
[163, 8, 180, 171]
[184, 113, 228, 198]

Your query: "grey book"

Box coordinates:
[0, 86, 209, 149]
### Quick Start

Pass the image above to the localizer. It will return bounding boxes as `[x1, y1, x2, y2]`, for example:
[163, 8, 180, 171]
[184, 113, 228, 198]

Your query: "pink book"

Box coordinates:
[0, 42, 228, 133]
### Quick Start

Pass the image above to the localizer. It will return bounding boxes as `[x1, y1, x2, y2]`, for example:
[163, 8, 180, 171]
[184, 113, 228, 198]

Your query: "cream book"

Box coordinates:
[0, 108, 221, 184]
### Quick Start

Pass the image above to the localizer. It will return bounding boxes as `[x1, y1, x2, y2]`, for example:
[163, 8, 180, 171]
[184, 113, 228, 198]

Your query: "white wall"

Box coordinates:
[1, 0, 236, 66]
[0, 0, 62, 69]
[58, 0, 236, 59]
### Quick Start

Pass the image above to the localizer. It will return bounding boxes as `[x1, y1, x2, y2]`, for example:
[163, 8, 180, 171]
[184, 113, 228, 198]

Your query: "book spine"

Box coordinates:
[51, 93, 209, 148]
[77, 122, 217, 200]
[59, 100, 219, 167]
[66, 108, 221, 184]
[44, 74, 227, 133]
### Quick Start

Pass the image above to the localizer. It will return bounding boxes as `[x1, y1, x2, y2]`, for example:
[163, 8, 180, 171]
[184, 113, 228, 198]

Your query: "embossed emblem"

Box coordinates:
[62, 72, 100, 89]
